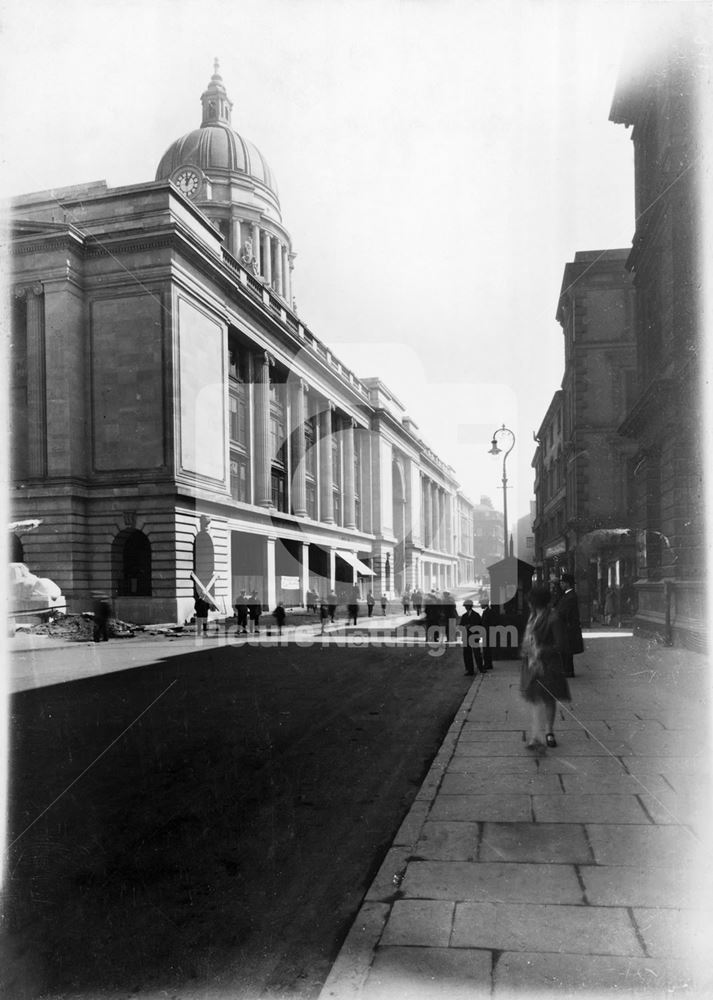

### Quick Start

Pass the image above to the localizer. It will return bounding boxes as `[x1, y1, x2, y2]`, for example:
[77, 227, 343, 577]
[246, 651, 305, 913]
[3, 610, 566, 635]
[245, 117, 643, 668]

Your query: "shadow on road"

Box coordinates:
[3, 641, 471, 999]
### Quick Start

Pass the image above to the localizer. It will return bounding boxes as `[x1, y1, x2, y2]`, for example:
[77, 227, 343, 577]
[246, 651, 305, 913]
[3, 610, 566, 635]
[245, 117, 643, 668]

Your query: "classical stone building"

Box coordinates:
[455, 491, 476, 587]
[610, 14, 708, 645]
[8, 65, 470, 623]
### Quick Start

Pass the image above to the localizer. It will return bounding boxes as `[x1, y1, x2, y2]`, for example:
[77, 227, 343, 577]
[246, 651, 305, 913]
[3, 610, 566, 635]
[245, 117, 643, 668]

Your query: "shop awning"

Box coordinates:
[336, 549, 375, 575]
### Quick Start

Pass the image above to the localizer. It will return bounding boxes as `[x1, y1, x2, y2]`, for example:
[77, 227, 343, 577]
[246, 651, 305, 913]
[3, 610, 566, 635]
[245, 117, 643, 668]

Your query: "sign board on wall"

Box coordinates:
[281, 576, 300, 590]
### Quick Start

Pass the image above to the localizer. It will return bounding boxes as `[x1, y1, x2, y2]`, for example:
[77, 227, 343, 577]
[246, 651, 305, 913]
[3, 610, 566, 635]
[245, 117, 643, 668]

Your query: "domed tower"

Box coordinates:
[156, 60, 295, 304]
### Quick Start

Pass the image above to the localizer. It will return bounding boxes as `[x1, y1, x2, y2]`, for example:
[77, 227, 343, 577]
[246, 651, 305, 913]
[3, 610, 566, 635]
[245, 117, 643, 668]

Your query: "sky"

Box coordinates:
[0, 0, 650, 523]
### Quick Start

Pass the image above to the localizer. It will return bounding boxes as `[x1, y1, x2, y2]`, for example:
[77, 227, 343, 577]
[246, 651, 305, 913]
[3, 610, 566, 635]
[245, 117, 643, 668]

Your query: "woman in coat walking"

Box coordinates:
[520, 584, 571, 753]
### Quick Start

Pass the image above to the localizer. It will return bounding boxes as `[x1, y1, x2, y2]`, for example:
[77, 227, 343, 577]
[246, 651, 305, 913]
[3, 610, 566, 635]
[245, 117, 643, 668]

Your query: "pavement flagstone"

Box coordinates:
[319, 633, 713, 1000]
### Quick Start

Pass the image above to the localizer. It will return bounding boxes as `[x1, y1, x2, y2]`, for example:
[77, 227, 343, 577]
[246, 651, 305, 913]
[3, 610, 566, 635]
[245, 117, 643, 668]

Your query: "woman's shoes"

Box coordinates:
[525, 739, 546, 754]
[545, 733, 557, 748]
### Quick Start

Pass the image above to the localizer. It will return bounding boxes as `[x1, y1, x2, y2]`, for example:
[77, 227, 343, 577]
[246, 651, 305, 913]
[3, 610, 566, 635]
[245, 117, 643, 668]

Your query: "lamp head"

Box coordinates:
[488, 439, 501, 456]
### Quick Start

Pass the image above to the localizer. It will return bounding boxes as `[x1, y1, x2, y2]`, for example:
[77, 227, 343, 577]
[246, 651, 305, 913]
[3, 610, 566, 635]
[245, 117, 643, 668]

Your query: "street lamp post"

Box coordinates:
[488, 425, 516, 558]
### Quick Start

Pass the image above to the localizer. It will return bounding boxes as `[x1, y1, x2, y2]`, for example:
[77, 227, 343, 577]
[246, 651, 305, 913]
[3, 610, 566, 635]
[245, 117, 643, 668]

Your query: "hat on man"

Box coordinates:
[463, 598, 474, 607]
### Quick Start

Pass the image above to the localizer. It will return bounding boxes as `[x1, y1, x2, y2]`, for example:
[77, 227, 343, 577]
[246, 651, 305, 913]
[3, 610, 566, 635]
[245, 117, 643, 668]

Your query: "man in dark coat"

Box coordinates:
[273, 602, 286, 635]
[480, 600, 496, 670]
[557, 573, 584, 677]
[194, 595, 210, 635]
[327, 589, 338, 623]
[319, 597, 329, 634]
[248, 592, 262, 634]
[234, 590, 248, 634]
[442, 592, 458, 642]
[460, 599, 484, 675]
[93, 594, 112, 643]
[347, 584, 359, 626]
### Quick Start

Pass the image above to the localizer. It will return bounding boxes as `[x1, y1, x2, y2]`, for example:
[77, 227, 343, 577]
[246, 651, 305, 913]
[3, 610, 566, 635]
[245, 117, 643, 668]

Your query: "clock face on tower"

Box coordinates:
[173, 168, 201, 198]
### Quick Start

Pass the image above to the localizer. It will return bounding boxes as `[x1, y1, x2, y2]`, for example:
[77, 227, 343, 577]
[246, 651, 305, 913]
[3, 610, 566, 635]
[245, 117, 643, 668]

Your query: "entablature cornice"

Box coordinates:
[11, 226, 86, 257]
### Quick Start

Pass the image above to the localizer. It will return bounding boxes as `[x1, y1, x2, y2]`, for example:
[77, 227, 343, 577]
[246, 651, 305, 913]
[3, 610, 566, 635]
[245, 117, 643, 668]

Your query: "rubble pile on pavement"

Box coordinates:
[29, 613, 139, 641]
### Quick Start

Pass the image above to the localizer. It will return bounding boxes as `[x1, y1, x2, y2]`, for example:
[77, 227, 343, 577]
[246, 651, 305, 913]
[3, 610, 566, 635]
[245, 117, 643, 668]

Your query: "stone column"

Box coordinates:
[16, 284, 47, 477]
[275, 242, 283, 297]
[329, 547, 336, 590]
[424, 479, 432, 548]
[281, 245, 289, 299]
[284, 385, 292, 516]
[430, 487, 436, 549]
[231, 218, 242, 257]
[343, 418, 356, 530]
[301, 541, 310, 607]
[288, 252, 296, 307]
[291, 378, 307, 517]
[319, 403, 334, 524]
[263, 233, 273, 286]
[430, 482, 438, 549]
[254, 351, 273, 507]
[436, 489, 443, 550]
[447, 493, 454, 554]
[246, 352, 256, 504]
[251, 223, 261, 273]
[438, 489, 445, 550]
[266, 536, 276, 611]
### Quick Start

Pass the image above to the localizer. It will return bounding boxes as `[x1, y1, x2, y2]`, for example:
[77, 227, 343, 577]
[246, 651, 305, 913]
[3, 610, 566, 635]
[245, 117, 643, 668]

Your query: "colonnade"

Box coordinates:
[241, 351, 361, 530]
[420, 560, 456, 592]
[421, 475, 453, 554]
[232, 218, 293, 302]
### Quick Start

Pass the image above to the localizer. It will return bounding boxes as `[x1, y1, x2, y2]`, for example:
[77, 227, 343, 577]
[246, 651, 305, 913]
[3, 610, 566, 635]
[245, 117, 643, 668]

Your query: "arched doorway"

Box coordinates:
[113, 529, 152, 596]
